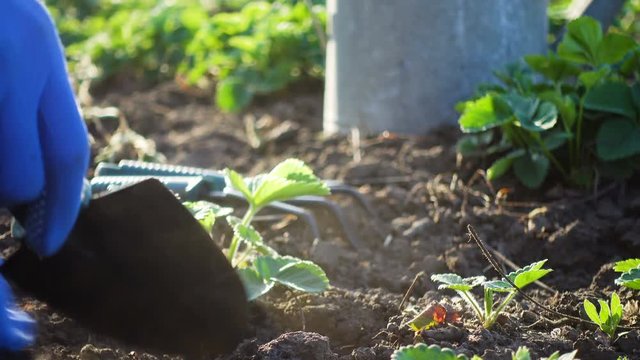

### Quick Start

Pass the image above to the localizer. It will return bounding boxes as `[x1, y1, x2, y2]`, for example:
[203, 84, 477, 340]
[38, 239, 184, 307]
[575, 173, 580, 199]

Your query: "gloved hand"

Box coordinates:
[0, 0, 90, 350]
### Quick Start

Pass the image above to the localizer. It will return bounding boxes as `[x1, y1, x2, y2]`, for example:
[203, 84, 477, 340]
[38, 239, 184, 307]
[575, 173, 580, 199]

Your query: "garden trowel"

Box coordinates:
[1, 179, 248, 356]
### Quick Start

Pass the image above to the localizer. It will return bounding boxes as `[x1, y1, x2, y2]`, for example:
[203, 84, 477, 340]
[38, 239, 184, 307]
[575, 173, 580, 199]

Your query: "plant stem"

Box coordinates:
[227, 206, 259, 266]
[484, 291, 517, 328]
[574, 97, 585, 168]
[532, 135, 569, 179]
[458, 290, 485, 323]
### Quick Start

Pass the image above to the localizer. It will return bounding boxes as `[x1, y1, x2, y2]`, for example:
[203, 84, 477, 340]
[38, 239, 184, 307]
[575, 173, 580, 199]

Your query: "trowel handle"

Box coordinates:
[94, 161, 226, 191]
[90, 176, 211, 201]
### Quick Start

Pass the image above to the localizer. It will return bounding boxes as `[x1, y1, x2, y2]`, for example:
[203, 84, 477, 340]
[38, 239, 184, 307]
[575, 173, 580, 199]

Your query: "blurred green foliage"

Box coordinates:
[47, 0, 326, 112]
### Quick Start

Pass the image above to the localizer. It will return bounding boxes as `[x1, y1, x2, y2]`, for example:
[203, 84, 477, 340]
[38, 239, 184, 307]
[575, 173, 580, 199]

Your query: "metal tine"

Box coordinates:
[206, 189, 323, 243]
[286, 196, 361, 248]
[325, 180, 378, 218]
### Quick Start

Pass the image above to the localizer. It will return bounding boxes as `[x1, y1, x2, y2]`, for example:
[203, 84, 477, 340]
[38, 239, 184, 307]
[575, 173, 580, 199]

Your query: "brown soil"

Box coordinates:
[2, 81, 640, 360]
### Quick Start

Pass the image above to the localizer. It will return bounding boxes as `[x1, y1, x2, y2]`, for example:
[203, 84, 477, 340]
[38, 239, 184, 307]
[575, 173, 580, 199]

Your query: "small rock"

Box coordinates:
[257, 331, 338, 360]
[402, 217, 433, 238]
[616, 329, 640, 353]
[79, 344, 116, 360]
[521, 310, 538, 324]
[421, 325, 465, 343]
[391, 216, 415, 234]
[351, 347, 376, 360]
[550, 325, 580, 342]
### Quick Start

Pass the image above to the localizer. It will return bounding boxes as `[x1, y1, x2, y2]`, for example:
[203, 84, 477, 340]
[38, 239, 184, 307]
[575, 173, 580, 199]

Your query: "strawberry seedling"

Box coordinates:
[222, 158, 331, 300]
[391, 344, 576, 360]
[431, 260, 552, 329]
[583, 292, 624, 338]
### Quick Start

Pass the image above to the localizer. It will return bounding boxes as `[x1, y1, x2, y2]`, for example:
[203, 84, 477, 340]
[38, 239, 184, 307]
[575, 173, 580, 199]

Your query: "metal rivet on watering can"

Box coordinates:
[323, 0, 549, 135]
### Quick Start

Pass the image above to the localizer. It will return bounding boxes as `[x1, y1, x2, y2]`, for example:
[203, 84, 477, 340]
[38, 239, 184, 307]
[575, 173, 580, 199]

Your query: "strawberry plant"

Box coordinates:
[184, 159, 330, 300]
[431, 260, 552, 329]
[47, 0, 325, 112]
[391, 344, 577, 360]
[220, 158, 330, 300]
[457, 16, 640, 189]
[614, 258, 640, 290]
[583, 292, 624, 338]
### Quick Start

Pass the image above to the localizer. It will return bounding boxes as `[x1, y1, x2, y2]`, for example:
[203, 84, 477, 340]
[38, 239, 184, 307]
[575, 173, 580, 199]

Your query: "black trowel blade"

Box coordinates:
[2, 179, 248, 356]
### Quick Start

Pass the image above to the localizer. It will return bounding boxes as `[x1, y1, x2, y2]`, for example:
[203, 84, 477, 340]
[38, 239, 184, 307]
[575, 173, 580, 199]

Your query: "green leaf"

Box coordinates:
[501, 94, 539, 124]
[512, 347, 531, 360]
[584, 299, 602, 326]
[524, 54, 581, 82]
[459, 95, 513, 133]
[251, 159, 330, 209]
[578, 67, 610, 89]
[542, 131, 572, 151]
[183, 201, 232, 232]
[253, 255, 329, 293]
[485, 260, 552, 292]
[596, 119, 640, 161]
[596, 33, 637, 65]
[253, 255, 298, 281]
[557, 17, 603, 65]
[527, 101, 558, 132]
[616, 268, 640, 290]
[227, 216, 278, 256]
[482, 279, 514, 293]
[538, 91, 577, 130]
[513, 152, 550, 189]
[237, 267, 274, 301]
[224, 168, 254, 204]
[511, 260, 553, 288]
[543, 350, 578, 360]
[431, 274, 485, 292]
[597, 299, 610, 325]
[501, 94, 557, 132]
[486, 149, 526, 181]
[610, 292, 623, 323]
[585, 82, 638, 119]
[216, 77, 253, 112]
[392, 344, 469, 360]
[614, 259, 640, 273]
[271, 260, 329, 293]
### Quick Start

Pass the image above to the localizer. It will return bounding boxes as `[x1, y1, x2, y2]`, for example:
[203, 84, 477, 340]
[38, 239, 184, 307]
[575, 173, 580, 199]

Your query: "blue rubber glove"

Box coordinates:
[0, 0, 90, 350]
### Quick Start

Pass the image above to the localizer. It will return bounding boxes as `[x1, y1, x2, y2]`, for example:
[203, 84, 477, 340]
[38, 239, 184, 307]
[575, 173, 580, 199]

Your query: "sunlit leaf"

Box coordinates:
[183, 201, 232, 232]
[614, 259, 640, 273]
[224, 168, 254, 203]
[272, 260, 329, 293]
[251, 159, 330, 209]
[431, 274, 485, 291]
[216, 77, 253, 112]
[583, 299, 602, 326]
[512, 347, 531, 360]
[459, 95, 513, 133]
[392, 344, 469, 360]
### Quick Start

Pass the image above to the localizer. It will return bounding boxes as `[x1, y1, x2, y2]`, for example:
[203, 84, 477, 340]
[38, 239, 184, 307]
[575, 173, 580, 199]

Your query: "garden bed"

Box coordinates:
[3, 81, 640, 360]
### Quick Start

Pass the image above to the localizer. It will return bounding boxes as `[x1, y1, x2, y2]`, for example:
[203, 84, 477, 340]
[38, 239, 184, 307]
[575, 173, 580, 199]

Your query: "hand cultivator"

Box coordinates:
[91, 160, 377, 248]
